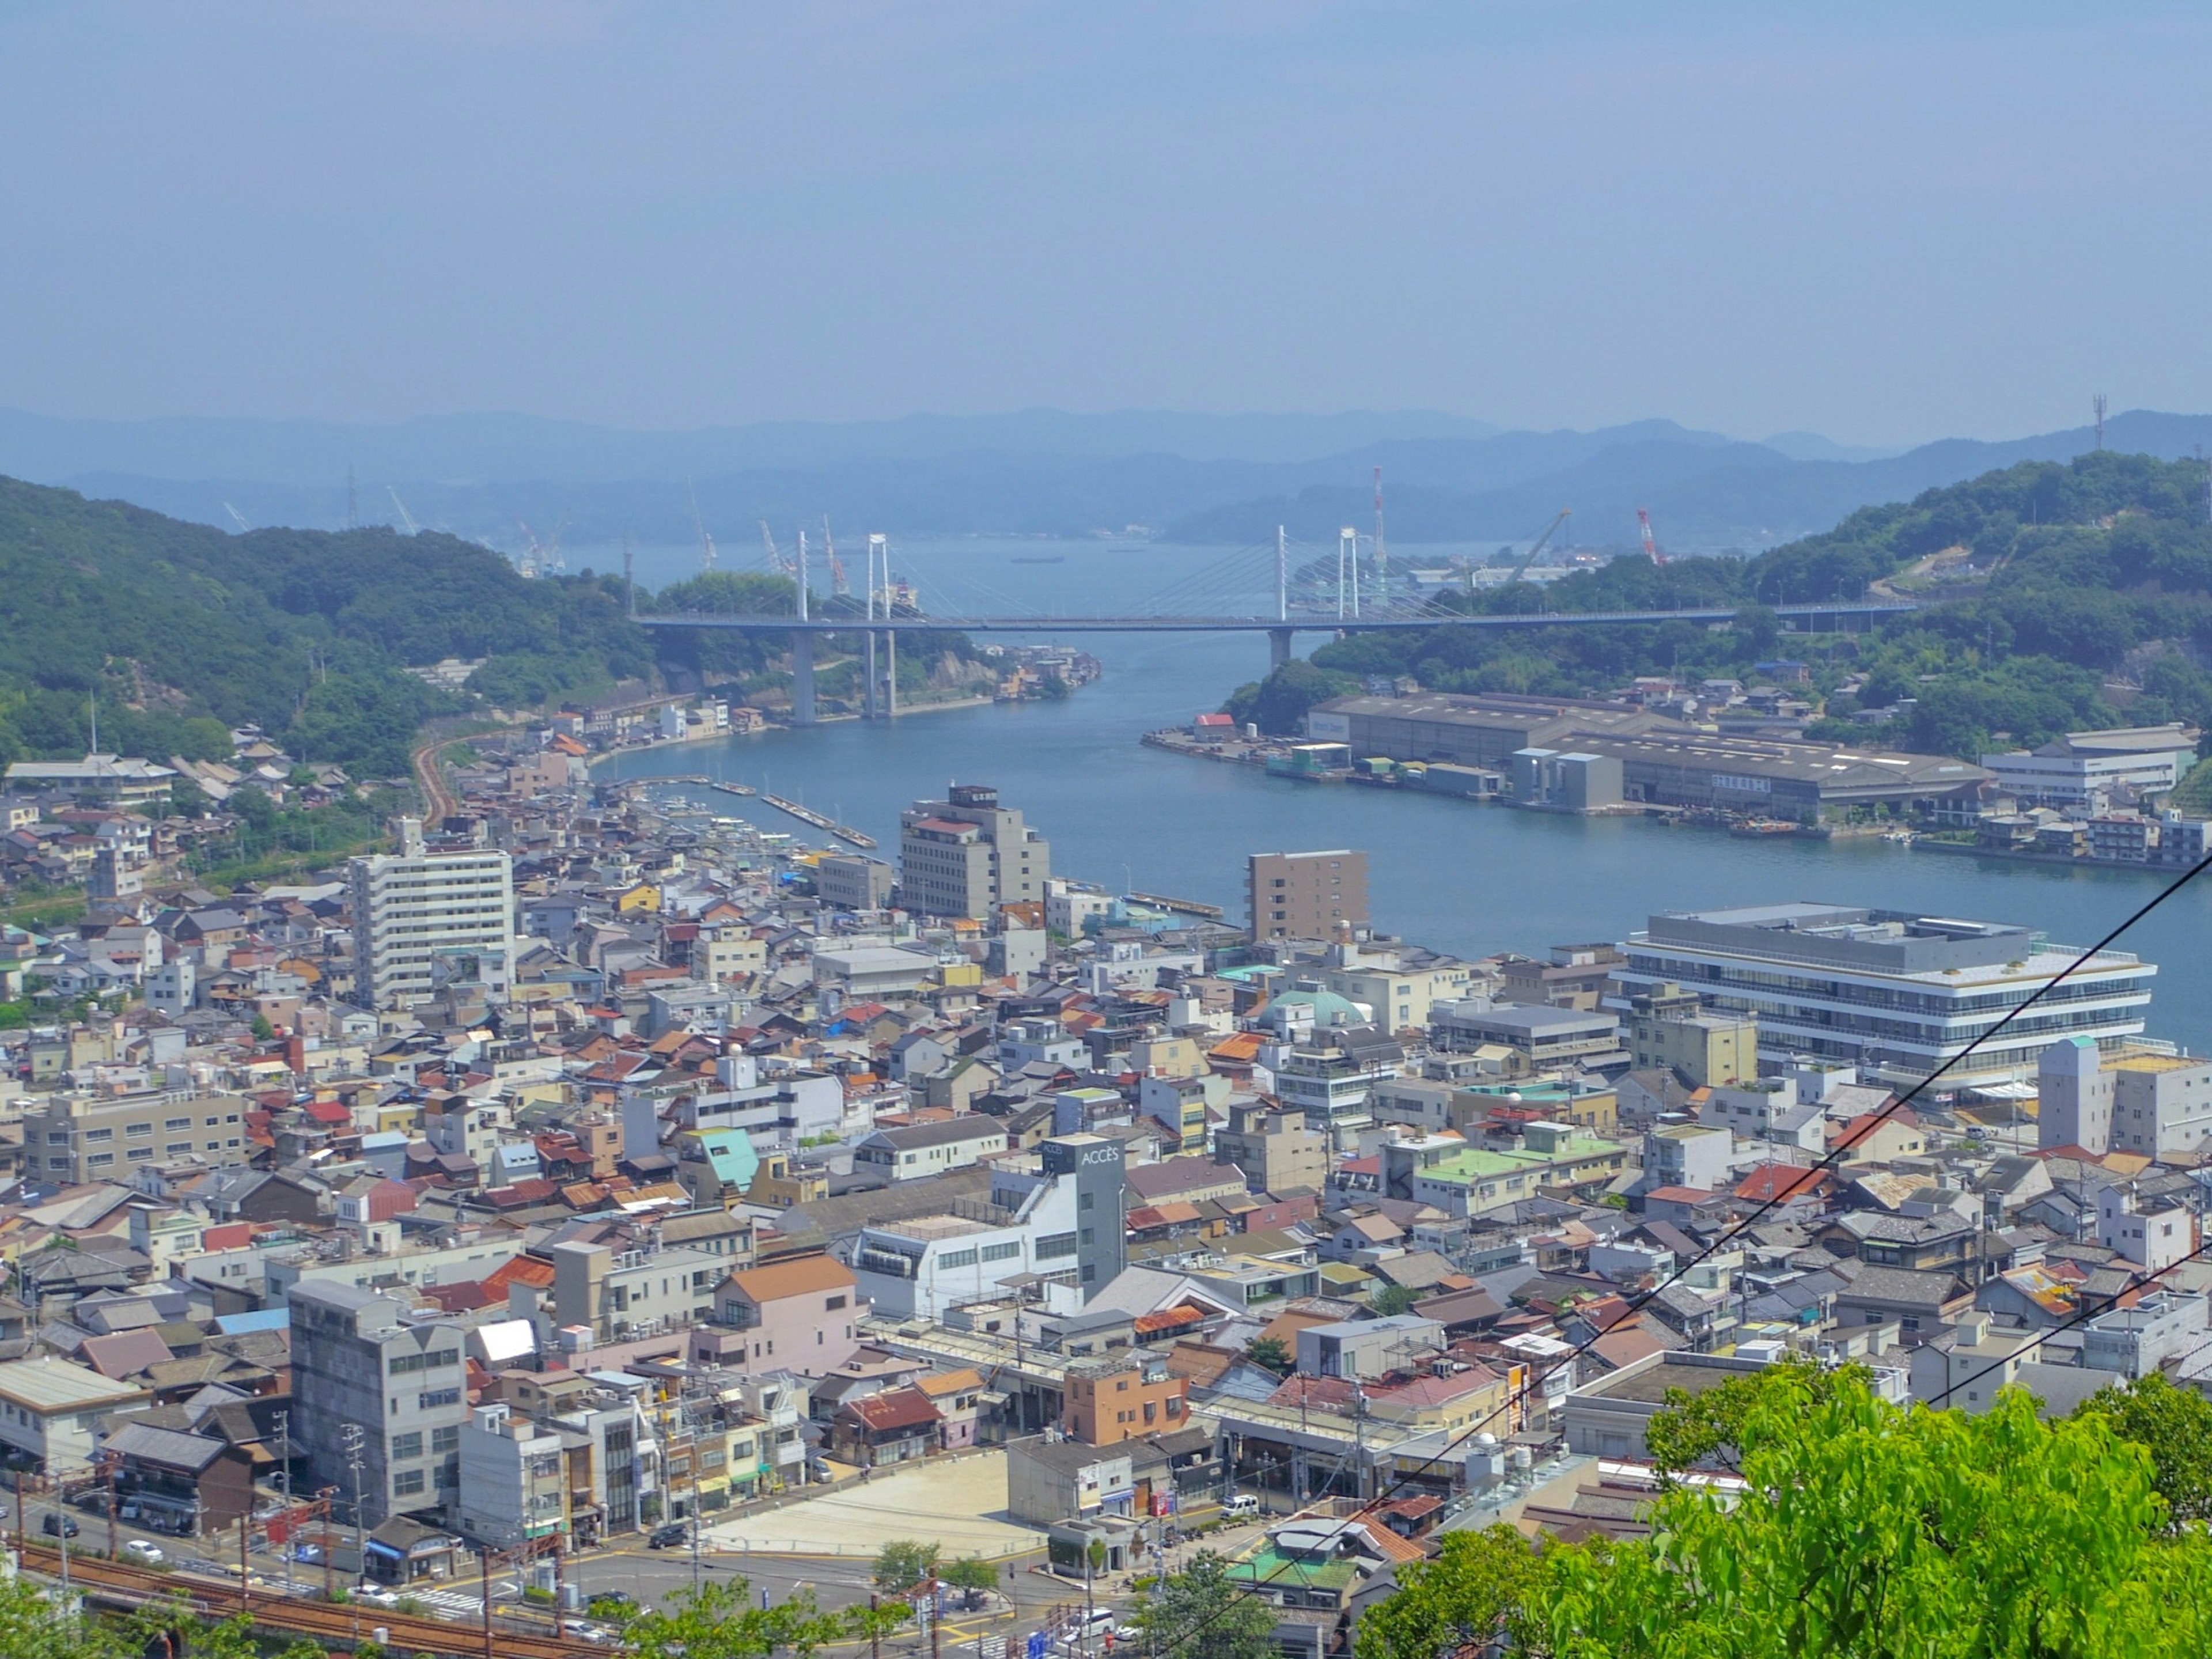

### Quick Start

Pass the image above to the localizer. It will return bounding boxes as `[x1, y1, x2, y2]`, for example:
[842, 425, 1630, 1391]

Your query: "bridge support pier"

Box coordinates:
[791, 634, 816, 726]
[864, 631, 879, 719]
[1268, 628, 1293, 671]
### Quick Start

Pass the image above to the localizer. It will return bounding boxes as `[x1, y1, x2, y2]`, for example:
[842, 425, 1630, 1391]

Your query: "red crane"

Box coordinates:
[1637, 506, 1666, 566]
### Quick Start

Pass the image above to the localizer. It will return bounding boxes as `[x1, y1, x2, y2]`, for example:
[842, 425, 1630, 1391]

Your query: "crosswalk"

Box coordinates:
[376, 1586, 486, 1620]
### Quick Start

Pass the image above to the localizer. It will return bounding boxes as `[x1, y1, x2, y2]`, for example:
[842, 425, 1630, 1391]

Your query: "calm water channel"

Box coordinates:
[592, 538, 2212, 1057]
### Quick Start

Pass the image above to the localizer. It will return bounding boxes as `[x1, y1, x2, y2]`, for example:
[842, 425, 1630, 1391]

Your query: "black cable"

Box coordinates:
[1921, 1232, 2212, 1411]
[1136, 847, 2212, 1655]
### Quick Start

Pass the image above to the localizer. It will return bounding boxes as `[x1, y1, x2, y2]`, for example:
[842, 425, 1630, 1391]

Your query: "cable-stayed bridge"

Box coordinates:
[630, 530, 1915, 722]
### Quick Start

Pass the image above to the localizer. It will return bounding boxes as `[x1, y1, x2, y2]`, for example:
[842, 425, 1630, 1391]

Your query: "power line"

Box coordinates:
[1140, 844, 2212, 1655]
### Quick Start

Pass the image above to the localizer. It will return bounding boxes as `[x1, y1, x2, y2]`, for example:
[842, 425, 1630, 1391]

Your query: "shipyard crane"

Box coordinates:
[387, 487, 419, 536]
[1638, 506, 1667, 566]
[758, 520, 794, 577]
[823, 518, 850, 596]
[1506, 508, 1573, 584]
[222, 502, 251, 533]
[688, 480, 718, 574]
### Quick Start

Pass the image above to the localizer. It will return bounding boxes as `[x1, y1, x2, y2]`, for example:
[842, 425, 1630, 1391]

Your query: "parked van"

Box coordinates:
[1221, 1494, 1261, 1521]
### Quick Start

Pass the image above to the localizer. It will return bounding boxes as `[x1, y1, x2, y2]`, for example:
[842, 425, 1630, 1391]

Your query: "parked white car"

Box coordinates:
[124, 1539, 165, 1565]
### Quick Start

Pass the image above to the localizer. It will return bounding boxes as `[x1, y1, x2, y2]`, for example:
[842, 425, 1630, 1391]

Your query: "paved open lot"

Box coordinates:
[702, 1450, 1043, 1559]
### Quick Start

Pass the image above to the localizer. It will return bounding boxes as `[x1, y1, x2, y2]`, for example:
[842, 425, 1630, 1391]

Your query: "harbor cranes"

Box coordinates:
[758, 520, 794, 578]
[688, 481, 718, 574]
[1637, 507, 1667, 566]
[824, 518, 850, 596]
[1505, 508, 1573, 584]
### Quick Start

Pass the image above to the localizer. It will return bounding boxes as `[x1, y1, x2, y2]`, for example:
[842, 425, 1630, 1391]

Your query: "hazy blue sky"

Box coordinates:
[4, 2, 2205, 444]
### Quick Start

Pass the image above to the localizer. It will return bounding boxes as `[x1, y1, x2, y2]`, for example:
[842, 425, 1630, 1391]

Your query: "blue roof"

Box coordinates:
[213, 1308, 290, 1336]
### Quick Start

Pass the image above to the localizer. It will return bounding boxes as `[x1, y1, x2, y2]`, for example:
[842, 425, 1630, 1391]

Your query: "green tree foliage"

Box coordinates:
[1245, 1335, 1293, 1376]
[1642, 1357, 1866, 1478]
[2076, 1371, 2212, 1531]
[1370, 1283, 1419, 1317]
[1356, 1524, 1555, 1659]
[1354, 1370, 2212, 1659]
[1223, 659, 1359, 734]
[873, 1537, 941, 1593]
[623, 1578, 877, 1659]
[1133, 1550, 1280, 1659]
[0, 476, 648, 778]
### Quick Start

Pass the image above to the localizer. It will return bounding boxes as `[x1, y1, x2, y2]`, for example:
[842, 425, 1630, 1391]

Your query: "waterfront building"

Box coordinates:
[1310, 691, 1988, 819]
[1980, 724, 2199, 814]
[349, 819, 514, 1009]
[1617, 903, 2155, 1092]
[1247, 849, 1370, 942]
[897, 783, 1051, 919]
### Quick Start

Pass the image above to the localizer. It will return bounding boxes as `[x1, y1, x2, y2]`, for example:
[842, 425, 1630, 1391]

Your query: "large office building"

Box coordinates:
[1615, 903, 2156, 1092]
[1310, 691, 1989, 820]
[349, 820, 515, 1009]
[896, 783, 1051, 919]
[1247, 849, 1370, 941]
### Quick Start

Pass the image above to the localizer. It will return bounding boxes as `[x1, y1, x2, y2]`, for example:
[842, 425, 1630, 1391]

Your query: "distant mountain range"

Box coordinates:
[4, 404, 2210, 556]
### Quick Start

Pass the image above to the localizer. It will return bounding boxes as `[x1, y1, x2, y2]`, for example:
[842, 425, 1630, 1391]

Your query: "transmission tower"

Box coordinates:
[2094, 394, 2108, 449]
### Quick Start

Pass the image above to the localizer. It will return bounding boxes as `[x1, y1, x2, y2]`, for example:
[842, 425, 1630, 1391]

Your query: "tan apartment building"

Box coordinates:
[1247, 849, 1369, 942]
[1214, 1099, 1328, 1195]
[28, 1089, 251, 1184]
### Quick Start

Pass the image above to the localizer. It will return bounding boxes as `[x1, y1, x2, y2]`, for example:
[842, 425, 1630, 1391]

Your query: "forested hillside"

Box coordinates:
[1230, 451, 2212, 759]
[0, 476, 650, 778]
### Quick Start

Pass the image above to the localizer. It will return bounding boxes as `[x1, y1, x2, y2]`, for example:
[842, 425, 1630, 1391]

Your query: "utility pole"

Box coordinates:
[870, 1592, 882, 1659]
[104, 1452, 118, 1561]
[277, 1410, 292, 1596]
[481, 1547, 496, 1659]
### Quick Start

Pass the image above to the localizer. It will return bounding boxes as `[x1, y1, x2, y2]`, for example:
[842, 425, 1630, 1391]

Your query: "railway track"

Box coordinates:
[14, 1543, 601, 1659]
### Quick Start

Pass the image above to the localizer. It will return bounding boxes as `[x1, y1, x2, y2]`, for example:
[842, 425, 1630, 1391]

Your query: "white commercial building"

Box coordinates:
[349, 820, 515, 1009]
[1617, 904, 2154, 1093]
[1980, 725, 2198, 813]
[2039, 1037, 2212, 1158]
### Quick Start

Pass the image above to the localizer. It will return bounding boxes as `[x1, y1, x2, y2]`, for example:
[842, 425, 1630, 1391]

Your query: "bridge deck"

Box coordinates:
[634, 601, 1916, 634]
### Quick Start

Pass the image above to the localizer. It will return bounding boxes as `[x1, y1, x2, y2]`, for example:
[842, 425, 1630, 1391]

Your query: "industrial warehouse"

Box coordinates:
[1307, 691, 1990, 820]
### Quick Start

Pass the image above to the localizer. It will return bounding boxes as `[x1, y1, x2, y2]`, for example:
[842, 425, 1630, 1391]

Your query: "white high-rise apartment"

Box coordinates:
[350, 819, 515, 1009]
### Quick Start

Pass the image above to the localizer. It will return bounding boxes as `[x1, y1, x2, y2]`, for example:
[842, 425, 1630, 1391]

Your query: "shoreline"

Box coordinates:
[1139, 728, 2185, 875]
[585, 691, 1025, 770]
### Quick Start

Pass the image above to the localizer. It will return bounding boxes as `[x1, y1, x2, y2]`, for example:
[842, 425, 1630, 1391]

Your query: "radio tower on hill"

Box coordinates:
[2094, 394, 2108, 450]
